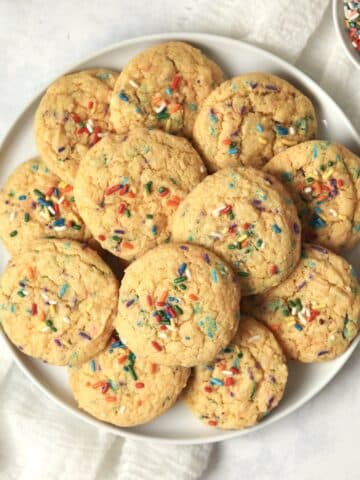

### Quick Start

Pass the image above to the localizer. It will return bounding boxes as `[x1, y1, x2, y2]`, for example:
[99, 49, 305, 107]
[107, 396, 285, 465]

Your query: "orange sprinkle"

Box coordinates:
[222, 138, 232, 145]
[167, 195, 181, 207]
[118, 354, 128, 364]
[62, 199, 70, 208]
[189, 293, 198, 301]
[317, 194, 327, 201]
[92, 381, 107, 389]
[40, 311, 46, 321]
[150, 363, 157, 374]
[269, 324, 280, 332]
[157, 291, 168, 305]
[63, 185, 73, 193]
[241, 240, 249, 248]
[151, 341, 162, 352]
[137, 400, 142, 406]
[127, 192, 136, 199]
[28, 266, 36, 280]
[312, 182, 321, 194]
[122, 242, 134, 249]
[171, 104, 181, 113]
[105, 396, 117, 402]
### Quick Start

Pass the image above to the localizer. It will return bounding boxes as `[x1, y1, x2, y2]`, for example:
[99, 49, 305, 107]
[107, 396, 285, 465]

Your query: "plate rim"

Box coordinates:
[1, 31, 359, 445]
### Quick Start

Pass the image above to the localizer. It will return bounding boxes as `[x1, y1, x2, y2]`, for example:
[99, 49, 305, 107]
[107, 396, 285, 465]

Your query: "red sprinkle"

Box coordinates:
[337, 179, 344, 188]
[122, 242, 134, 249]
[118, 203, 126, 214]
[66, 220, 74, 228]
[93, 126, 101, 135]
[224, 377, 234, 387]
[53, 204, 60, 216]
[160, 325, 168, 330]
[171, 75, 181, 90]
[118, 355, 128, 364]
[159, 188, 170, 197]
[309, 309, 320, 322]
[166, 306, 177, 318]
[88, 101, 94, 109]
[230, 367, 239, 375]
[146, 295, 153, 307]
[71, 113, 81, 123]
[208, 420, 217, 427]
[98, 234, 106, 241]
[242, 223, 250, 230]
[45, 187, 54, 197]
[101, 383, 110, 394]
[270, 265, 278, 275]
[220, 205, 232, 215]
[106, 184, 121, 195]
[77, 127, 88, 135]
[135, 382, 145, 389]
[167, 196, 181, 207]
[204, 386, 212, 393]
[151, 341, 162, 352]
[31, 303, 38, 316]
[119, 184, 129, 195]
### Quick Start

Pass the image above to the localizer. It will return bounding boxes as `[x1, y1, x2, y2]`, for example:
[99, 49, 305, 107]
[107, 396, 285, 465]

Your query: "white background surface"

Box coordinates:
[1, 1, 360, 479]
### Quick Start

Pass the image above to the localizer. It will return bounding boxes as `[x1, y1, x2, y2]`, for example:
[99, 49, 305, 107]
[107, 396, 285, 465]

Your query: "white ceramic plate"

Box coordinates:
[333, 0, 360, 69]
[1, 33, 360, 445]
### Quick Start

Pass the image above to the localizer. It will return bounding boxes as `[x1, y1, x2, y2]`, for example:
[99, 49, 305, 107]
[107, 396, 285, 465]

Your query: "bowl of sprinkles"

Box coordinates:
[333, 0, 360, 68]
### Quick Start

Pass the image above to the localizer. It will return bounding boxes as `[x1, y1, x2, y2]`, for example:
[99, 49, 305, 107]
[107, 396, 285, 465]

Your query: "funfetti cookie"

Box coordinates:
[74, 128, 206, 262]
[193, 73, 317, 172]
[110, 41, 225, 138]
[35, 69, 118, 183]
[185, 315, 288, 429]
[171, 166, 301, 295]
[242, 244, 360, 362]
[0, 240, 118, 366]
[265, 141, 360, 251]
[0, 157, 92, 254]
[115, 244, 241, 367]
[69, 332, 190, 427]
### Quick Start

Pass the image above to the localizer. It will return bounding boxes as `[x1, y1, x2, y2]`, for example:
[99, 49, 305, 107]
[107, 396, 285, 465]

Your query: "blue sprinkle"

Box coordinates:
[256, 124, 264, 133]
[228, 147, 239, 155]
[210, 113, 218, 124]
[272, 224, 282, 234]
[53, 218, 65, 227]
[126, 297, 137, 308]
[203, 253, 211, 264]
[151, 225, 157, 235]
[179, 245, 189, 251]
[18, 195, 27, 201]
[223, 347, 233, 353]
[188, 103, 197, 111]
[90, 360, 96, 372]
[351, 266, 358, 278]
[318, 350, 329, 356]
[313, 206, 322, 214]
[312, 146, 318, 159]
[309, 214, 326, 229]
[38, 198, 52, 207]
[178, 263, 187, 276]
[119, 91, 129, 102]
[211, 268, 218, 283]
[294, 324, 303, 331]
[31, 164, 39, 172]
[58, 283, 69, 298]
[167, 296, 179, 303]
[53, 187, 60, 197]
[210, 377, 224, 386]
[110, 340, 126, 349]
[165, 87, 172, 95]
[353, 224, 360, 232]
[10, 303, 16, 313]
[275, 124, 289, 136]
[281, 171, 292, 183]
[96, 72, 111, 80]
[57, 146, 65, 153]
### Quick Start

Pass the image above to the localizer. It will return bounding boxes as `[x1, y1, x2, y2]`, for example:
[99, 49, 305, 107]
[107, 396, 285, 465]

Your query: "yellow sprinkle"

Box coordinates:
[286, 317, 296, 326]
[49, 305, 56, 316]
[58, 181, 66, 189]
[312, 304, 326, 310]
[238, 234, 248, 243]
[258, 136, 267, 144]
[323, 168, 334, 180]
[281, 139, 297, 146]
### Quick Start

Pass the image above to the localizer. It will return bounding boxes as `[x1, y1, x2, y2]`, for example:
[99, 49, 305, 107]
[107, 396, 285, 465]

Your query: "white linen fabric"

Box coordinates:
[1, 1, 359, 479]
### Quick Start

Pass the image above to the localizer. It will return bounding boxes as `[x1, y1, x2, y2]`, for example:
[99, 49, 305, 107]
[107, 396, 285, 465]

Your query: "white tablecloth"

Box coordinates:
[1, 1, 360, 479]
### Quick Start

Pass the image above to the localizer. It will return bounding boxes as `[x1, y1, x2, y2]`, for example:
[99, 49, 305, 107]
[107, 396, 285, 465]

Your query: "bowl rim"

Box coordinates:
[332, 0, 360, 69]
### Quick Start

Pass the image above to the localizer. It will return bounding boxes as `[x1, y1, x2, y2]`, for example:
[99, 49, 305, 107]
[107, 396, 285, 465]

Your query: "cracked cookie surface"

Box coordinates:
[242, 244, 360, 362]
[0, 240, 118, 366]
[0, 157, 92, 254]
[35, 69, 118, 183]
[171, 166, 301, 295]
[115, 243, 241, 367]
[193, 72, 317, 172]
[265, 141, 360, 251]
[74, 128, 206, 261]
[184, 315, 288, 429]
[110, 42, 224, 138]
[69, 333, 190, 427]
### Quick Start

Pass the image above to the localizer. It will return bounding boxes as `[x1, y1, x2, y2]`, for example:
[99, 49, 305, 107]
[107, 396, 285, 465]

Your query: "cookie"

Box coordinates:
[242, 244, 360, 362]
[0, 240, 118, 366]
[75, 128, 206, 261]
[184, 315, 288, 429]
[110, 41, 224, 138]
[35, 69, 118, 183]
[264, 141, 359, 251]
[0, 157, 92, 254]
[193, 73, 317, 172]
[171, 166, 301, 295]
[115, 243, 241, 367]
[69, 332, 190, 427]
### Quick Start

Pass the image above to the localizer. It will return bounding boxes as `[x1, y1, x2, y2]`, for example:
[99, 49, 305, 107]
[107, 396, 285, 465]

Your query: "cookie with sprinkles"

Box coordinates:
[69, 332, 190, 427]
[115, 244, 241, 367]
[0, 240, 118, 366]
[0, 157, 92, 254]
[171, 166, 301, 295]
[184, 315, 288, 429]
[74, 128, 206, 261]
[193, 72, 317, 172]
[265, 141, 360, 251]
[110, 41, 224, 139]
[242, 244, 360, 362]
[34, 69, 118, 183]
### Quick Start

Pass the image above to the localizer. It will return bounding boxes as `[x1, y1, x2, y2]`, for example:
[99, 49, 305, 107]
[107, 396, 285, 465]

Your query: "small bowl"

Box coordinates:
[333, 0, 360, 68]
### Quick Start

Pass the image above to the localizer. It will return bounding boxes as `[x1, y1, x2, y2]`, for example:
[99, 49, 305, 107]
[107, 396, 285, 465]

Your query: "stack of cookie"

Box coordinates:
[1, 42, 360, 431]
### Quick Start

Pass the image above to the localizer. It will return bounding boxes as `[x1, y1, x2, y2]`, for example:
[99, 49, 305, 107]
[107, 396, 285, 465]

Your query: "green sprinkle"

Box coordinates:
[249, 382, 257, 401]
[156, 111, 170, 120]
[146, 214, 154, 219]
[178, 284, 187, 290]
[174, 305, 183, 315]
[145, 181, 153, 193]
[237, 271, 250, 277]
[10, 230, 18, 237]
[125, 209, 131, 218]
[112, 235, 121, 242]
[23, 213, 30, 223]
[128, 364, 138, 381]
[174, 276, 187, 284]
[17, 290, 26, 298]
[33, 189, 44, 198]
[229, 211, 235, 220]
[72, 224, 81, 230]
